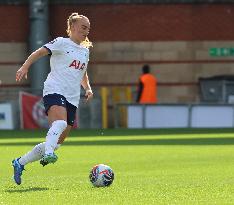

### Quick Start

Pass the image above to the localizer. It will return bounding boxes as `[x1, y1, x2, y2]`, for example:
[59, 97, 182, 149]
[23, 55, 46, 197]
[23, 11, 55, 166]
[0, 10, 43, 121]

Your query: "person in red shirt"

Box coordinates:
[136, 64, 157, 104]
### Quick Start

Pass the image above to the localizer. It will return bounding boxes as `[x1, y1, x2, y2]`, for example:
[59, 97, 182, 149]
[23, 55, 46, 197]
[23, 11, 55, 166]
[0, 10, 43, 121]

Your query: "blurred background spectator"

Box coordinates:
[136, 64, 157, 104]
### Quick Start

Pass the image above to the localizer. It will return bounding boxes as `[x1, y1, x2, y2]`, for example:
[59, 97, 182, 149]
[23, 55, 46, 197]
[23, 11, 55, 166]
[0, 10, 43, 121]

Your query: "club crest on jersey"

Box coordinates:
[69, 60, 86, 70]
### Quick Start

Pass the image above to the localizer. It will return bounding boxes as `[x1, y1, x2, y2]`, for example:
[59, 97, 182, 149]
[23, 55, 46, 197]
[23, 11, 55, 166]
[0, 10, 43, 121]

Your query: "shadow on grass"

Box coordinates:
[0, 128, 234, 139]
[5, 187, 49, 193]
[1, 137, 234, 146]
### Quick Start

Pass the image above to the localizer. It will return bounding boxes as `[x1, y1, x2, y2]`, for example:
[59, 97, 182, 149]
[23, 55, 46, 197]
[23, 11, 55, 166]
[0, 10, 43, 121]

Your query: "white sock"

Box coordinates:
[45, 120, 67, 155]
[19, 142, 45, 166]
[18, 142, 62, 166]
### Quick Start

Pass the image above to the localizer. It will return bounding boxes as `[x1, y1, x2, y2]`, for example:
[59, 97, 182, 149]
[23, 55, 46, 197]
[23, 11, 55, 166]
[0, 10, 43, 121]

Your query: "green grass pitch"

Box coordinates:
[1, 128, 234, 204]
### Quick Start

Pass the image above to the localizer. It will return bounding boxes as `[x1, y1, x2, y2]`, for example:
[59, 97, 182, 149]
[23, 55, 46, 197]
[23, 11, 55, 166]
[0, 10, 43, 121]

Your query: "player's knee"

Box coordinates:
[52, 120, 67, 131]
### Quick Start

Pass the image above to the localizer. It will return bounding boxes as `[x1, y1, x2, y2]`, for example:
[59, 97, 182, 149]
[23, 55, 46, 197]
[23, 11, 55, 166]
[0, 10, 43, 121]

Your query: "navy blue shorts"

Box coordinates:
[43, 93, 77, 126]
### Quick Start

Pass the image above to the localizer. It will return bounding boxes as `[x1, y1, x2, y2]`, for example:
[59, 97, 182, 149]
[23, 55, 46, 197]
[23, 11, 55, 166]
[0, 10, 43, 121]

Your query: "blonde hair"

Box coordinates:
[66, 12, 92, 48]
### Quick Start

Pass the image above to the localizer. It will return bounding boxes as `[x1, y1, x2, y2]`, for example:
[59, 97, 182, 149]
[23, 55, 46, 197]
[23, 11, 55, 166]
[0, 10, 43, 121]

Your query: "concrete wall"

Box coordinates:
[0, 43, 27, 86]
[1, 41, 234, 103]
[90, 41, 234, 103]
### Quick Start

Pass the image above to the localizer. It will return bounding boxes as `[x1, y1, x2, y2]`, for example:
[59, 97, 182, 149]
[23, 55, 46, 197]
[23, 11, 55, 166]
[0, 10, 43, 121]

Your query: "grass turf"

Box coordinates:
[0, 128, 234, 204]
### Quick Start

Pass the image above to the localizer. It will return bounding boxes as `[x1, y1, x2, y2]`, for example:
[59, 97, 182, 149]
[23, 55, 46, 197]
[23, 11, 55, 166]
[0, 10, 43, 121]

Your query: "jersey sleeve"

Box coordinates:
[43, 37, 64, 55]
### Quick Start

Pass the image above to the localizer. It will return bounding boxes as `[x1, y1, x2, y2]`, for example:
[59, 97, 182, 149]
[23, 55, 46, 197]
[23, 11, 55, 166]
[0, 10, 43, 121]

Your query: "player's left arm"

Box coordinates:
[81, 71, 93, 102]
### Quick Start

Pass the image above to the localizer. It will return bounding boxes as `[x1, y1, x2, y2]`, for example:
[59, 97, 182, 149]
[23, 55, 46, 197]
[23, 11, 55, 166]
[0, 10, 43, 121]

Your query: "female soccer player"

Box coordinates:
[12, 12, 93, 185]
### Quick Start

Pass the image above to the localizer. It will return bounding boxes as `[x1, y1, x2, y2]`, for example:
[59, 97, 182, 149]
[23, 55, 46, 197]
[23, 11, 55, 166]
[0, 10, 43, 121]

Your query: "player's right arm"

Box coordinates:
[16, 47, 49, 82]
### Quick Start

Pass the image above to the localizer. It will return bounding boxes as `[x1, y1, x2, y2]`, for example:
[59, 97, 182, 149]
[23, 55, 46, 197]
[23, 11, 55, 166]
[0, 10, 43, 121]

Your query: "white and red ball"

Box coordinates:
[89, 164, 114, 187]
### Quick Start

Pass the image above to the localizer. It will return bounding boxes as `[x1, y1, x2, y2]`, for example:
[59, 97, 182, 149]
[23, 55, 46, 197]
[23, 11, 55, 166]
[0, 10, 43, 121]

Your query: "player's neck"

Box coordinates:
[69, 36, 81, 45]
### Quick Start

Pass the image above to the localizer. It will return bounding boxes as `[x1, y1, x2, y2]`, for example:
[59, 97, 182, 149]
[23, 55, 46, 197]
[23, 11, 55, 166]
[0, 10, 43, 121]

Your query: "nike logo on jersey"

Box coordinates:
[69, 60, 86, 70]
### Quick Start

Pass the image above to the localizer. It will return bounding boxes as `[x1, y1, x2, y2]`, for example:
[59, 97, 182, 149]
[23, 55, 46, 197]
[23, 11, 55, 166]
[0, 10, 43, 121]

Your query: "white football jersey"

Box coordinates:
[43, 37, 89, 107]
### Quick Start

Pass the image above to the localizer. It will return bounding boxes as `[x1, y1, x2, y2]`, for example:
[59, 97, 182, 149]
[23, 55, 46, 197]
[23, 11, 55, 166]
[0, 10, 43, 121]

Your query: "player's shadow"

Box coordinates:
[5, 187, 49, 193]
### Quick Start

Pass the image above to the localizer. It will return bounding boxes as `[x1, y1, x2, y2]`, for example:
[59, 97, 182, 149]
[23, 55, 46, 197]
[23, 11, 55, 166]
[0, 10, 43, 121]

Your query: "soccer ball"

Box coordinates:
[89, 164, 114, 187]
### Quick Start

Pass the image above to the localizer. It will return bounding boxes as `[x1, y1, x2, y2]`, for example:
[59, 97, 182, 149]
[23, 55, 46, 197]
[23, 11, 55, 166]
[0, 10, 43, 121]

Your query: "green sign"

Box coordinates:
[209, 48, 234, 57]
